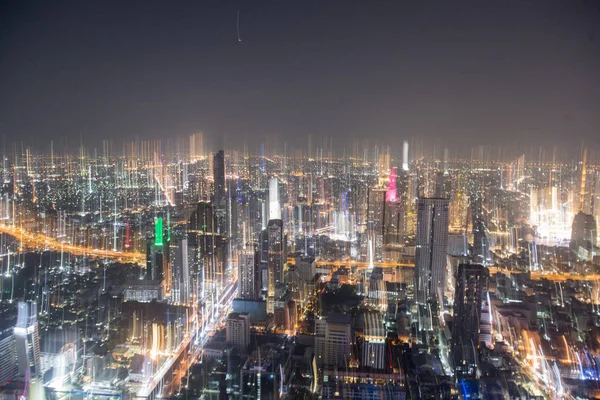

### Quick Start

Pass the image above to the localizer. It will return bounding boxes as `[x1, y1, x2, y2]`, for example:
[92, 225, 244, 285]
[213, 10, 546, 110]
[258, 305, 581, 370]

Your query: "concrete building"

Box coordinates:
[452, 264, 489, 379]
[414, 198, 449, 331]
[15, 302, 41, 379]
[315, 314, 352, 368]
[226, 313, 251, 352]
[238, 248, 260, 300]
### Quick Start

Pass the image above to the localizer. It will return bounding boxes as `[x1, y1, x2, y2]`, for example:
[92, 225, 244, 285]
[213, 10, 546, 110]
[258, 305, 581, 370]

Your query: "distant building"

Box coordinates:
[570, 212, 597, 253]
[123, 280, 162, 302]
[452, 264, 489, 379]
[415, 198, 449, 330]
[15, 302, 41, 379]
[226, 313, 251, 351]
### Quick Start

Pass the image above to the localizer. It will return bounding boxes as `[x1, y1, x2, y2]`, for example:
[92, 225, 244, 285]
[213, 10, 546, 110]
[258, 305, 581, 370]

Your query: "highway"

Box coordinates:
[0, 223, 145, 264]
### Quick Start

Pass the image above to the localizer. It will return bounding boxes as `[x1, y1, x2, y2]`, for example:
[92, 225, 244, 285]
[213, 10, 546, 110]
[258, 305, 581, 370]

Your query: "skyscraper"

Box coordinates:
[415, 198, 449, 330]
[14, 302, 41, 379]
[266, 219, 285, 313]
[226, 312, 251, 351]
[213, 150, 227, 235]
[238, 248, 260, 300]
[0, 326, 16, 385]
[171, 236, 191, 304]
[452, 264, 489, 379]
[471, 191, 491, 265]
[269, 177, 281, 220]
[570, 211, 597, 254]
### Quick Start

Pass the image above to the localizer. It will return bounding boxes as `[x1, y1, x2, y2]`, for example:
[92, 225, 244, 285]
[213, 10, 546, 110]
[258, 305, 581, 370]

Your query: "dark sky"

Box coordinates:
[1, 1, 599, 150]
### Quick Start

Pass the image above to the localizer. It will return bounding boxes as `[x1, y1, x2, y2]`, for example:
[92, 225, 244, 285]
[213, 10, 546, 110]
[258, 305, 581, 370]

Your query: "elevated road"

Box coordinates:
[292, 258, 600, 282]
[0, 223, 145, 264]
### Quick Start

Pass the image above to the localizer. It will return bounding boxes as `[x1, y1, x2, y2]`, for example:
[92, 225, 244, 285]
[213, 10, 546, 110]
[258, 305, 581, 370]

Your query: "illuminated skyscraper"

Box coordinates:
[14, 302, 41, 379]
[402, 140, 409, 171]
[238, 248, 260, 300]
[171, 236, 191, 304]
[452, 264, 488, 379]
[269, 177, 281, 220]
[415, 198, 449, 330]
[213, 150, 227, 235]
[0, 327, 16, 385]
[266, 219, 285, 312]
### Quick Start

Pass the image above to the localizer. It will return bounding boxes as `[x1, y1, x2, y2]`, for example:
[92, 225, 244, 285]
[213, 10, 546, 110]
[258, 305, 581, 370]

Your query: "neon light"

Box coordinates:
[386, 167, 397, 202]
[155, 218, 163, 246]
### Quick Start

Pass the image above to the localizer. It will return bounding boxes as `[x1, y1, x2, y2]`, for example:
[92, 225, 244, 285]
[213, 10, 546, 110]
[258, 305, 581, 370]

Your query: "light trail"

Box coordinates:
[0, 223, 144, 264]
[289, 258, 600, 283]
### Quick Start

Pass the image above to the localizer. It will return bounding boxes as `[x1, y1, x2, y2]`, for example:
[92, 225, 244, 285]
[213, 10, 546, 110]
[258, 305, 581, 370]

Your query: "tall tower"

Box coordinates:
[213, 150, 227, 236]
[14, 302, 41, 379]
[452, 264, 488, 379]
[238, 248, 260, 300]
[171, 236, 191, 304]
[415, 198, 449, 330]
[266, 219, 285, 313]
[402, 140, 409, 171]
[269, 177, 281, 220]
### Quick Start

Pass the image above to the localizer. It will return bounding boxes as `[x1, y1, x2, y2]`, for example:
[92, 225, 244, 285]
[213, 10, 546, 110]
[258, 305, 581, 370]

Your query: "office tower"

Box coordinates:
[361, 312, 386, 370]
[367, 187, 386, 234]
[471, 192, 491, 265]
[171, 237, 191, 304]
[570, 212, 597, 253]
[213, 150, 227, 235]
[452, 264, 489, 379]
[238, 248, 260, 300]
[146, 217, 169, 283]
[269, 177, 281, 220]
[189, 202, 214, 235]
[226, 312, 251, 351]
[402, 140, 409, 171]
[0, 326, 16, 385]
[315, 314, 352, 368]
[415, 198, 449, 329]
[14, 302, 41, 379]
[266, 219, 285, 312]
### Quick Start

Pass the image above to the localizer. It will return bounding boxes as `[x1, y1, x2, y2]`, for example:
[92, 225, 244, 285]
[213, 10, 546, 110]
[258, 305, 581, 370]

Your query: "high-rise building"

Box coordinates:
[470, 186, 491, 265]
[570, 211, 597, 253]
[452, 264, 489, 379]
[266, 219, 285, 312]
[269, 177, 281, 220]
[213, 150, 227, 235]
[361, 312, 386, 370]
[415, 198, 449, 330]
[14, 302, 41, 379]
[226, 312, 251, 351]
[0, 326, 16, 385]
[238, 248, 260, 300]
[171, 236, 191, 304]
[146, 217, 169, 283]
[367, 188, 386, 234]
[315, 314, 352, 368]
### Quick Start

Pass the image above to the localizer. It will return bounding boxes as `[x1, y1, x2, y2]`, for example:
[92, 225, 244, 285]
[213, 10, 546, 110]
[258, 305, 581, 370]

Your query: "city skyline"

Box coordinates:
[1, 1, 600, 399]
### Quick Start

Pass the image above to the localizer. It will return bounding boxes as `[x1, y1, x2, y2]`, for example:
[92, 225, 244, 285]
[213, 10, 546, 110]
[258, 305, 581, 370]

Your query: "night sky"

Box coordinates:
[1, 1, 599, 150]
